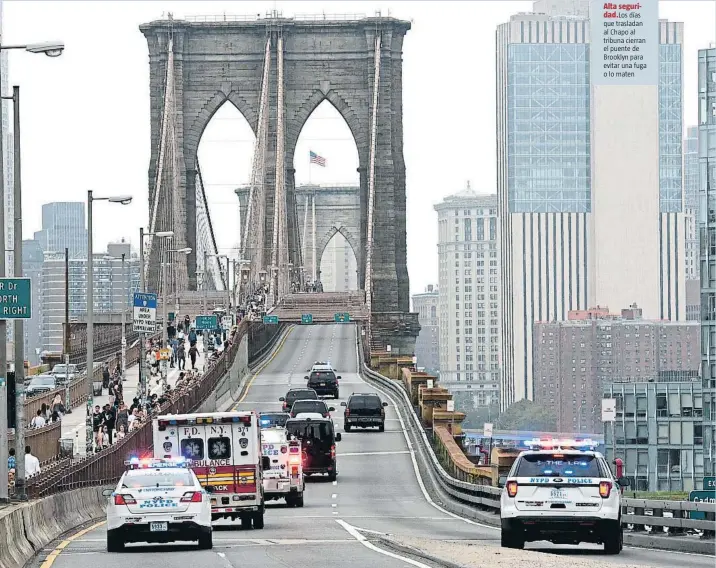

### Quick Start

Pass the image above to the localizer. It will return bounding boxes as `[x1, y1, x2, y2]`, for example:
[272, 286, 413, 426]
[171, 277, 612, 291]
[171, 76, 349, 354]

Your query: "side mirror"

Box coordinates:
[102, 489, 114, 497]
[279, 397, 285, 401]
[382, 402, 388, 407]
[340, 402, 347, 407]
[304, 376, 309, 380]
[337, 376, 342, 380]
[497, 476, 507, 488]
[262, 455, 271, 470]
[617, 476, 631, 488]
[328, 407, 335, 412]
[204, 485, 214, 494]
[335, 433, 342, 442]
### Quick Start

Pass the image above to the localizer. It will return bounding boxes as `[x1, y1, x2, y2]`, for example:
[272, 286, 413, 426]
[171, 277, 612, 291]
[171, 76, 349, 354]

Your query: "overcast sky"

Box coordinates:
[3, 0, 714, 297]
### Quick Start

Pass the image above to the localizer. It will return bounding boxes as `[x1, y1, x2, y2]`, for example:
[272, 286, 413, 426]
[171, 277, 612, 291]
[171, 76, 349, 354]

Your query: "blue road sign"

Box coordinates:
[0, 277, 32, 319]
[196, 315, 219, 331]
[133, 292, 157, 308]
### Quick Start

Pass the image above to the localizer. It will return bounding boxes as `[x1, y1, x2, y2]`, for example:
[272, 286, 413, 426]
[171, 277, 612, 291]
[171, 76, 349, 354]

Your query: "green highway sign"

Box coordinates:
[263, 315, 279, 325]
[334, 312, 350, 323]
[689, 489, 715, 520]
[195, 315, 218, 331]
[0, 278, 31, 319]
[301, 314, 313, 324]
[704, 476, 716, 490]
[168, 312, 176, 322]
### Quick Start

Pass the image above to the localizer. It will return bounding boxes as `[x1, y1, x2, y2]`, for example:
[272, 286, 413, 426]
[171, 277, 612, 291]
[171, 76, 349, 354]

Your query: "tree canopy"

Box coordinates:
[495, 399, 557, 432]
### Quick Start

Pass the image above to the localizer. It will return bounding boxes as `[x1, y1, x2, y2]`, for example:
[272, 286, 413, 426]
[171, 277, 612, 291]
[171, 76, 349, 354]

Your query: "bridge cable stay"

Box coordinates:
[274, 32, 289, 303]
[302, 194, 310, 285]
[146, 35, 175, 290]
[241, 36, 272, 293]
[364, 32, 382, 339]
[195, 161, 225, 290]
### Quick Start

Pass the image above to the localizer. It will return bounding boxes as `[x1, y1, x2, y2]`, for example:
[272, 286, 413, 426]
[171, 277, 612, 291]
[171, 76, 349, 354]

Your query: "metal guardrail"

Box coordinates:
[23, 322, 249, 498]
[360, 363, 716, 538]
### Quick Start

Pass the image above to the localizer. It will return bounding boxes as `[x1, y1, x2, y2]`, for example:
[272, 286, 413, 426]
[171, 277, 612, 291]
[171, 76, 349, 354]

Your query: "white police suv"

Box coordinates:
[499, 439, 630, 554]
[103, 457, 212, 552]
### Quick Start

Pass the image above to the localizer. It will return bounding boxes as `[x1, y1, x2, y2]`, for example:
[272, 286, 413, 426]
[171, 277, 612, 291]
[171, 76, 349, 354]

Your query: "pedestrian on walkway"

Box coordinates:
[25, 446, 40, 477]
[102, 364, 111, 389]
[93, 405, 103, 449]
[188, 328, 197, 347]
[102, 404, 116, 445]
[188, 344, 198, 370]
[30, 409, 46, 429]
[177, 343, 186, 370]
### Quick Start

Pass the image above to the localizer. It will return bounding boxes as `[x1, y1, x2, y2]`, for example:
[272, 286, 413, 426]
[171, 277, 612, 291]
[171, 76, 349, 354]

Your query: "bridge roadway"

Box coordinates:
[33, 324, 712, 568]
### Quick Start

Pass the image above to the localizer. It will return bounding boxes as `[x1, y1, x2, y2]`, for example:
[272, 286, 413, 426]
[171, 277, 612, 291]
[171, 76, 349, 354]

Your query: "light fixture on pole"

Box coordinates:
[0, 39, 64, 502]
[138, 229, 173, 407]
[86, 192, 132, 456]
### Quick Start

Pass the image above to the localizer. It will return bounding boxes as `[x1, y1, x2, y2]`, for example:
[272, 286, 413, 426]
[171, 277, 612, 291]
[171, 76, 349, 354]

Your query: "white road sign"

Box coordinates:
[602, 398, 617, 422]
[221, 316, 232, 330]
[447, 400, 455, 412]
[484, 423, 494, 437]
[133, 292, 157, 333]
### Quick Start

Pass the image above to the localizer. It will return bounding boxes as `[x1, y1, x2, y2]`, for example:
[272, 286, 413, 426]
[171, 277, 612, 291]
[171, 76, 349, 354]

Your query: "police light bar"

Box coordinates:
[124, 457, 188, 469]
[524, 438, 596, 451]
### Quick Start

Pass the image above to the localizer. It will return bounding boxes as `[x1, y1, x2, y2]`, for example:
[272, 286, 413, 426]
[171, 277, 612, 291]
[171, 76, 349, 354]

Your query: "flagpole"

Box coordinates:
[308, 152, 312, 185]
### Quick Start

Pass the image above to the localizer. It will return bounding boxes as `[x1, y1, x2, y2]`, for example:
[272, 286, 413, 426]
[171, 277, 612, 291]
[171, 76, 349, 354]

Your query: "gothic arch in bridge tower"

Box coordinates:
[186, 90, 258, 172]
[141, 16, 413, 321]
[316, 225, 361, 283]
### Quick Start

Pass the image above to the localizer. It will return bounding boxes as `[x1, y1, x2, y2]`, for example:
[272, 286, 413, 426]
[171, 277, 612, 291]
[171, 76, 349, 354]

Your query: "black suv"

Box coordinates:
[279, 388, 318, 413]
[285, 416, 342, 480]
[305, 370, 340, 399]
[341, 393, 388, 432]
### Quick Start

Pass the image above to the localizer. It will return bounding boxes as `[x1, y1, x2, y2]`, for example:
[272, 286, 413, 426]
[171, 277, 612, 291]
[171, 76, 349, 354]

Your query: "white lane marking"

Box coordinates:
[355, 329, 496, 531]
[332, 480, 337, 486]
[338, 450, 410, 457]
[332, 493, 337, 499]
[332, 503, 338, 508]
[332, 511, 338, 515]
[336, 519, 433, 568]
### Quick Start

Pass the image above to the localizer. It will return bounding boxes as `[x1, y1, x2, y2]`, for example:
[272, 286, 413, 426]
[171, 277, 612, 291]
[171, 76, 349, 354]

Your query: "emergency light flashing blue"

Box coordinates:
[524, 438, 597, 451]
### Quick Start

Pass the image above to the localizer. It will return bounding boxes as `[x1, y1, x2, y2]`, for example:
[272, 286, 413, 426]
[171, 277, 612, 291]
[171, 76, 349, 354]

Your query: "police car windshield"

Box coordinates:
[123, 471, 194, 488]
[515, 454, 601, 477]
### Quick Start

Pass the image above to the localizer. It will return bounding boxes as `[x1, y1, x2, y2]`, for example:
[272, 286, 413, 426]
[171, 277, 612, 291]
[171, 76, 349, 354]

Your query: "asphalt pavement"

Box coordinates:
[33, 324, 714, 568]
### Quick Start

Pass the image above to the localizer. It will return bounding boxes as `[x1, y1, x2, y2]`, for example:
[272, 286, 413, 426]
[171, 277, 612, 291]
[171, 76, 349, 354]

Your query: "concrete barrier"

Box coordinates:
[0, 487, 108, 568]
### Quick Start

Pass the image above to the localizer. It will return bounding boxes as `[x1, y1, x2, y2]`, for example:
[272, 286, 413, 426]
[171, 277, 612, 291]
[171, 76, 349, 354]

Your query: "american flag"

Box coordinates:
[310, 151, 326, 167]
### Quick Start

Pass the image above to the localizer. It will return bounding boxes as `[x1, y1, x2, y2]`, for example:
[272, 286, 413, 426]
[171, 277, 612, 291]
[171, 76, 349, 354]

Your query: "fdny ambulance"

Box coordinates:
[153, 411, 271, 529]
[260, 427, 305, 507]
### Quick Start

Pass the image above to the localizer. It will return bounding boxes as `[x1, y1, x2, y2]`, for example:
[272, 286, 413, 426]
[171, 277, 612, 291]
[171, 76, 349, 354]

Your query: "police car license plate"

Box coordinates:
[550, 489, 568, 500]
[150, 522, 168, 532]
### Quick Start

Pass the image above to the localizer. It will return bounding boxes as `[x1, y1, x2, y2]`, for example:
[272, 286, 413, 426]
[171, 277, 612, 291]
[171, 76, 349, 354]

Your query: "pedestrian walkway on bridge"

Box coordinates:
[60, 337, 208, 456]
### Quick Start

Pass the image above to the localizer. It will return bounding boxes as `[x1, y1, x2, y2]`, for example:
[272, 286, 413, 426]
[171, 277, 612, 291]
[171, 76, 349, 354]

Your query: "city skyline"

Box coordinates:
[3, 1, 712, 297]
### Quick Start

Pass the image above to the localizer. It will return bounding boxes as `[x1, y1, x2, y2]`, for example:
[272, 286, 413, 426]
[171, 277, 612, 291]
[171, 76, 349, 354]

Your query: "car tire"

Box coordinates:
[500, 528, 524, 549]
[328, 471, 337, 482]
[241, 516, 252, 530]
[603, 522, 623, 555]
[334, 391, 339, 399]
[197, 531, 213, 550]
[345, 424, 352, 432]
[296, 493, 304, 507]
[106, 530, 125, 553]
[253, 512, 265, 529]
[378, 424, 385, 432]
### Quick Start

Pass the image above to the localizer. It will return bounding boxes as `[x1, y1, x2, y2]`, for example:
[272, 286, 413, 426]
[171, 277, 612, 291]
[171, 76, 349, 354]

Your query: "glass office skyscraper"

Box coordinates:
[497, 2, 685, 407]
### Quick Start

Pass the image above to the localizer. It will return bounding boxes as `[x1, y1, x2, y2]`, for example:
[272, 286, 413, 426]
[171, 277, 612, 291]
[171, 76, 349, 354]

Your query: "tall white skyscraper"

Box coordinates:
[497, 3, 685, 407]
[435, 187, 501, 411]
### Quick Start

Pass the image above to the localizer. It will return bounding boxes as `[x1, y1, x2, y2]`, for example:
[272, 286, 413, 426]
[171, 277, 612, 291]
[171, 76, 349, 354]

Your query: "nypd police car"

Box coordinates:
[103, 458, 212, 552]
[499, 439, 630, 554]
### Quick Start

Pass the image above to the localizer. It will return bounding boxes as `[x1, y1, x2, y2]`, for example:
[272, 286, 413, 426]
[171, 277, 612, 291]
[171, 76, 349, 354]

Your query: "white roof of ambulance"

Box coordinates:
[156, 411, 256, 421]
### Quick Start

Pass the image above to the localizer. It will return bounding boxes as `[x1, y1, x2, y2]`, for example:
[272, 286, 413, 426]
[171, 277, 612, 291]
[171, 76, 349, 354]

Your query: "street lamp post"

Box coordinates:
[138, 228, 173, 407]
[86, 192, 132, 455]
[0, 40, 64, 502]
[121, 253, 127, 380]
